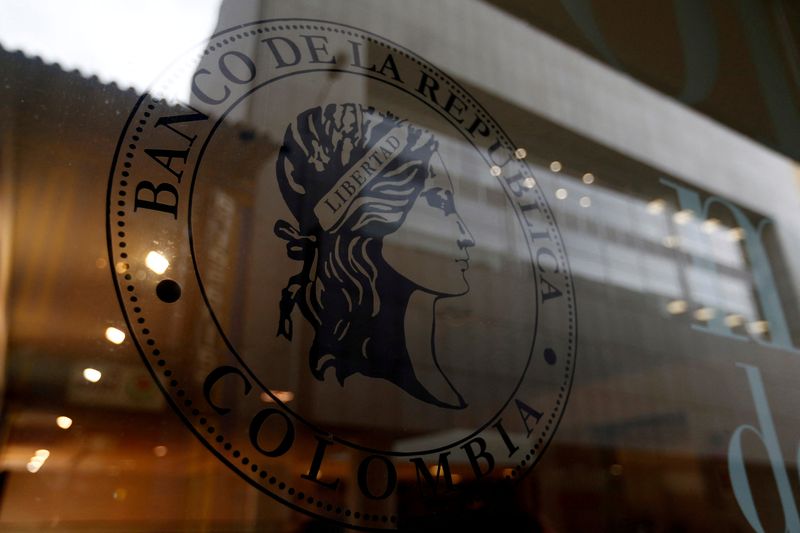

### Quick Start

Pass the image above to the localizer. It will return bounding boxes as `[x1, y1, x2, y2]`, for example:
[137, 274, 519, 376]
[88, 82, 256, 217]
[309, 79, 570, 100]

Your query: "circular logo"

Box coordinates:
[108, 19, 576, 529]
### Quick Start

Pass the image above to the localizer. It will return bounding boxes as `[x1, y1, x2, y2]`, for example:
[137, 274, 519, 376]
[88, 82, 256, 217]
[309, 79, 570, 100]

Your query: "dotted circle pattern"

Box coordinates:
[112, 20, 576, 528]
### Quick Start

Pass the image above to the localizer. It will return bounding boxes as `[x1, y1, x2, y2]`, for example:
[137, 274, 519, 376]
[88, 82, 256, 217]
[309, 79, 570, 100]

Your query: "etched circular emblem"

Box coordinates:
[108, 19, 576, 529]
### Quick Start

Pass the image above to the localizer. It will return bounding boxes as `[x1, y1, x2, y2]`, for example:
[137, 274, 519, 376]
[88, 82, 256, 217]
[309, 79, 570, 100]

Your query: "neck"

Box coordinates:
[404, 291, 466, 409]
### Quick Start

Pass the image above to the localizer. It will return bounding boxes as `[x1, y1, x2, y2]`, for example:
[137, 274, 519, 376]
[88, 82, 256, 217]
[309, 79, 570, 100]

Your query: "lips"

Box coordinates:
[455, 247, 471, 271]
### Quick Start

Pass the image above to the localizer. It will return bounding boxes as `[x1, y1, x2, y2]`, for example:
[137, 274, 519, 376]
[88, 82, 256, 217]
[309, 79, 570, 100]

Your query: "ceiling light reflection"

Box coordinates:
[728, 227, 745, 241]
[27, 449, 50, 474]
[555, 188, 568, 200]
[83, 368, 102, 383]
[582, 173, 595, 184]
[724, 314, 744, 328]
[672, 209, 694, 225]
[579, 196, 591, 208]
[145, 251, 170, 274]
[549, 161, 562, 172]
[514, 148, 527, 159]
[666, 300, 688, 314]
[105, 327, 126, 345]
[662, 235, 679, 248]
[646, 199, 666, 215]
[702, 218, 721, 233]
[489, 165, 502, 177]
[56, 416, 73, 429]
[522, 177, 536, 189]
[153, 445, 168, 458]
[694, 307, 716, 322]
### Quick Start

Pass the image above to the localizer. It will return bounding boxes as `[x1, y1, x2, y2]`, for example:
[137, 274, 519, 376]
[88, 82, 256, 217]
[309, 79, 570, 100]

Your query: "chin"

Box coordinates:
[441, 277, 469, 297]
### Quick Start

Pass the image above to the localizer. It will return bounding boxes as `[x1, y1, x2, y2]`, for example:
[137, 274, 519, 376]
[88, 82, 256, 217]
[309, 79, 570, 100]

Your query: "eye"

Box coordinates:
[423, 188, 455, 215]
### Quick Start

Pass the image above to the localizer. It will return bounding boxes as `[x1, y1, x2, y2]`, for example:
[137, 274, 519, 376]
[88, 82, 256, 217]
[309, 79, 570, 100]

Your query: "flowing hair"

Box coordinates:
[274, 103, 438, 386]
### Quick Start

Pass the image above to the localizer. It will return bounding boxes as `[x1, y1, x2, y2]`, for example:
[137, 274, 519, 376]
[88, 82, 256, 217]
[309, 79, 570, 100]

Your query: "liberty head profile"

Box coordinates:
[274, 103, 475, 409]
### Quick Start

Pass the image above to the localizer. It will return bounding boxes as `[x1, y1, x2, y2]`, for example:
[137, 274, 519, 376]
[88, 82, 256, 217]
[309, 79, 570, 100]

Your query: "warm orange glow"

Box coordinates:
[260, 390, 295, 403]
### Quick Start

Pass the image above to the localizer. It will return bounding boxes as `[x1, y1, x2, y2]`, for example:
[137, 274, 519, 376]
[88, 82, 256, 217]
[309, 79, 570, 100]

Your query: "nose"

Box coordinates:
[455, 214, 475, 249]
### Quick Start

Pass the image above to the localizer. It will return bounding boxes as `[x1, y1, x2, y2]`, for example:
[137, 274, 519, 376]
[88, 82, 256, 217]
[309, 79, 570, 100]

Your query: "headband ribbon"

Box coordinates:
[313, 126, 409, 231]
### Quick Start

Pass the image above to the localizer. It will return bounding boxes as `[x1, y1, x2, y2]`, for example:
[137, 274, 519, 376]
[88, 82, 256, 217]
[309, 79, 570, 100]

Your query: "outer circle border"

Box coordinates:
[106, 17, 579, 530]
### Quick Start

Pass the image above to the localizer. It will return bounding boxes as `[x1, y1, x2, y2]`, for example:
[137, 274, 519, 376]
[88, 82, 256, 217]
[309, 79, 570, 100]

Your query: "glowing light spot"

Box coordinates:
[748, 321, 769, 335]
[582, 173, 595, 184]
[113, 488, 128, 501]
[105, 327, 126, 345]
[56, 416, 73, 429]
[672, 209, 694, 225]
[95, 257, 107, 269]
[579, 196, 591, 208]
[666, 300, 688, 315]
[702, 218, 721, 234]
[83, 368, 102, 383]
[34, 449, 50, 459]
[662, 235, 680, 248]
[522, 177, 536, 189]
[27, 449, 50, 473]
[145, 251, 169, 274]
[549, 161, 562, 172]
[646, 199, 666, 215]
[724, 314, 744, 328]
[694, 307, 716, 322]
[514, 148, 527, 159]
[489, 165, 502, 177]
[260, 390, 295, 403]
[555, 188, 568, 200]
[115, 261, 129, 273]
[728, 227, 745, 241]
[153, 445, 168, 458]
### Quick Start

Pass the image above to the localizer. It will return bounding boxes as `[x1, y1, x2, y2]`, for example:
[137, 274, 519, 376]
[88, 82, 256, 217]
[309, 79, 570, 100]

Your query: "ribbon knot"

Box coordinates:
[274, 220, 317, 340]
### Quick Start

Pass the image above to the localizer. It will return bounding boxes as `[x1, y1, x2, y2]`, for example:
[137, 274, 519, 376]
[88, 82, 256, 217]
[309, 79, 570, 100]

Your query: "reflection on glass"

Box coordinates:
[104, 326, 126, 345]
[144, 251, 169, 274]
[55, 416, 73, 430]
[82, 368, 102, 383]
